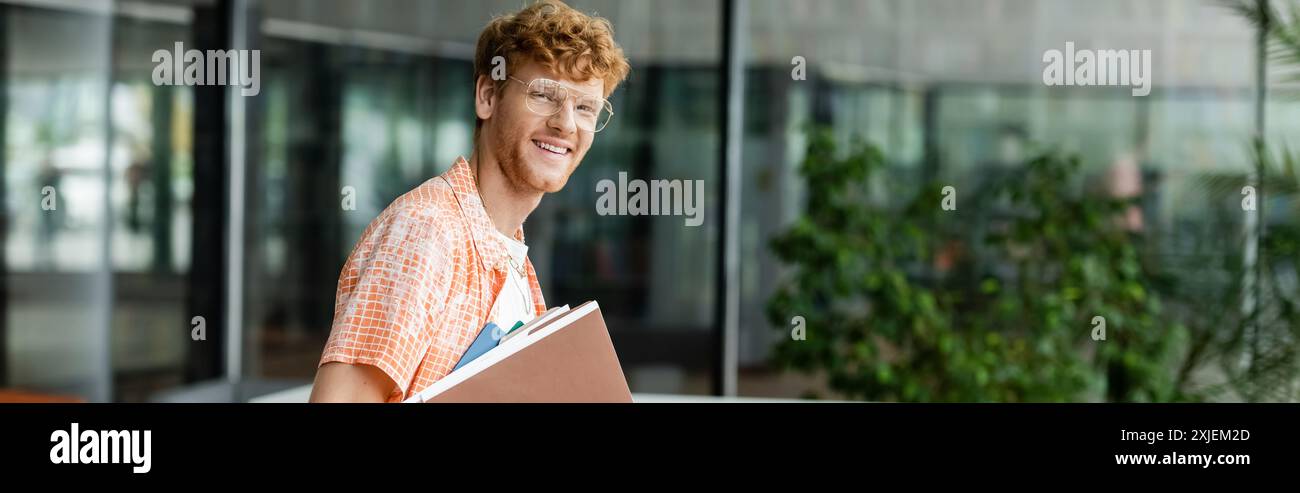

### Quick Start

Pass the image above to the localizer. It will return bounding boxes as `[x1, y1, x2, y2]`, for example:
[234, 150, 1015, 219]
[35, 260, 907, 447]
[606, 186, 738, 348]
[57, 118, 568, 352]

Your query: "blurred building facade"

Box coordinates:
[0, 0, 1292, 401]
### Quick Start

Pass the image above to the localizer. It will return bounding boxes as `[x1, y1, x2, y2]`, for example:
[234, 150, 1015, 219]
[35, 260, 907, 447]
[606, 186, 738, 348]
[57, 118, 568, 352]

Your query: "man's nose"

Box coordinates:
[547, 100, 578, 135]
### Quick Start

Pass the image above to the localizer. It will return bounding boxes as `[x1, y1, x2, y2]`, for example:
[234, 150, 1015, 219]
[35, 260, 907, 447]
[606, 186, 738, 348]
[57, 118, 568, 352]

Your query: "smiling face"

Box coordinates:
[475, 60, 604, 194]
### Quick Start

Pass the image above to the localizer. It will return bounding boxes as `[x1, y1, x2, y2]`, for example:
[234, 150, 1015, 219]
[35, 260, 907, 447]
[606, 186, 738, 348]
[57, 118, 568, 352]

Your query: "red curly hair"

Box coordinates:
[473, 0, 630, 133]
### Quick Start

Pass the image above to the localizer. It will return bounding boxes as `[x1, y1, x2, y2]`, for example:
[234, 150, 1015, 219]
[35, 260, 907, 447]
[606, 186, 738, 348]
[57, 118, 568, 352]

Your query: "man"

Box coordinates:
[309, 0, 630, 402]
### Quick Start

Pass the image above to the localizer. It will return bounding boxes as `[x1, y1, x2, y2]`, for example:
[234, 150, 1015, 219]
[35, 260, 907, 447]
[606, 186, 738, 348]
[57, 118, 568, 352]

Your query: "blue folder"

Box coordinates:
[452, 322, 506, 371]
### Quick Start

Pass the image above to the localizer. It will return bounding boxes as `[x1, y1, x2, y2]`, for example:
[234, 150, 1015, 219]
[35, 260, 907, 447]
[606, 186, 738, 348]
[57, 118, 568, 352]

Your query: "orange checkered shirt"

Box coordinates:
[319, 157, 547, 402]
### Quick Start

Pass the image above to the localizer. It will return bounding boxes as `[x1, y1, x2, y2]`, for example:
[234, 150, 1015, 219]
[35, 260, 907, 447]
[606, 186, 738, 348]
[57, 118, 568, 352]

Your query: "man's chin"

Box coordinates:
[522, 161, 577, 193]
[530, 174, 571, 193]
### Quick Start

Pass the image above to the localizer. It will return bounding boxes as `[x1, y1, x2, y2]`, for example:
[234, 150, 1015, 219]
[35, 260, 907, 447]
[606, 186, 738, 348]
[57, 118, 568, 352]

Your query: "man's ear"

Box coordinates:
[475, 74, 498, 121]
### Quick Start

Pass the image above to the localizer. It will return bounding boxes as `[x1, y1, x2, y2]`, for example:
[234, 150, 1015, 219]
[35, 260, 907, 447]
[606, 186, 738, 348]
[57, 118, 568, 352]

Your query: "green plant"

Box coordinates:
[1225, 0, 1300, 85]
[1157, 0, 1300, 401]
[1172, 140, 1300, 402]
[766, 1, 1300, 403]
[766, 128, 1184, 402]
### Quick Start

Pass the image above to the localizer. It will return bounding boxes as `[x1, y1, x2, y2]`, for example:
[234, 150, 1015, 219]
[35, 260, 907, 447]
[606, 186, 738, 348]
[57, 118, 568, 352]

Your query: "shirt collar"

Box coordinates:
[440, 156, 526, 274]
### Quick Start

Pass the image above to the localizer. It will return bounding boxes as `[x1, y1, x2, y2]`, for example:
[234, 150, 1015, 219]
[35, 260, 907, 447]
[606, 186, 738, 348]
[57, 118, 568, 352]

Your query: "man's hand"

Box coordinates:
[309, 362, 397, 403]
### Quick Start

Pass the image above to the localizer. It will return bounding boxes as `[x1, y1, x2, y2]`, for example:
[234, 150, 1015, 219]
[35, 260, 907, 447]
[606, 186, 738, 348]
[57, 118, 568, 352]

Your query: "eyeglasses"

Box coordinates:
[508, 76, 614, 133]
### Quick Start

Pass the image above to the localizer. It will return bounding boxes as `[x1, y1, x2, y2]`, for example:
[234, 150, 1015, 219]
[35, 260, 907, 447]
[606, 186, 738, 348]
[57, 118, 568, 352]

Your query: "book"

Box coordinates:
[405, 301, 631, 403]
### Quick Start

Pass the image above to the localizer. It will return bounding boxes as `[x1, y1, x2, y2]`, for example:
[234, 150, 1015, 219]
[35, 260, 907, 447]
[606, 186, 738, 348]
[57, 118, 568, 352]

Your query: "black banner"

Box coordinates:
[0, 403, 1293, 481]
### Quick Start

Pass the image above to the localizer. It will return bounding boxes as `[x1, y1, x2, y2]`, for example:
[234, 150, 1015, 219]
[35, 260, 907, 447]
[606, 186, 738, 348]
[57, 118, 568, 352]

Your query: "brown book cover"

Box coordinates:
[406, 301, 632, 403]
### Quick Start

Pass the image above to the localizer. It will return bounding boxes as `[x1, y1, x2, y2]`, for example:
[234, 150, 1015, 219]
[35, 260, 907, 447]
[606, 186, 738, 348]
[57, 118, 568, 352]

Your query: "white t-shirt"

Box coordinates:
[489, 229, 536, 332]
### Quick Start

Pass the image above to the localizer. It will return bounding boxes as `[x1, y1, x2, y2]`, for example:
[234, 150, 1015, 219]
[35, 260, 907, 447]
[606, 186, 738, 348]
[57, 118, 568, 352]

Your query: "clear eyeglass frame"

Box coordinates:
[508, 76, 614, 133]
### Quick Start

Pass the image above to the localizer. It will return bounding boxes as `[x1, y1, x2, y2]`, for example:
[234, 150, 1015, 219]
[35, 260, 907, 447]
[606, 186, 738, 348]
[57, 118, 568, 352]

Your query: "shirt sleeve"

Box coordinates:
[319, 202, 450, 397]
